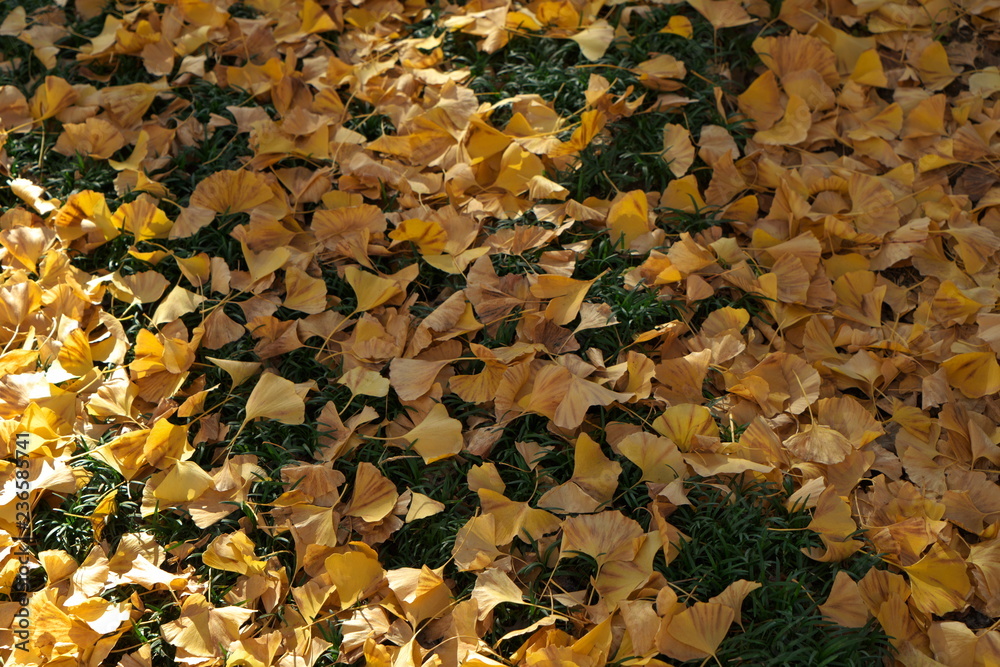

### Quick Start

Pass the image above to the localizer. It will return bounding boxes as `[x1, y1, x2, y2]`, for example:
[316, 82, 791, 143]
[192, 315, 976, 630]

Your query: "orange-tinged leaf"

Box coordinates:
[389, 358, 453, 401]
[819, 571, 868, 627]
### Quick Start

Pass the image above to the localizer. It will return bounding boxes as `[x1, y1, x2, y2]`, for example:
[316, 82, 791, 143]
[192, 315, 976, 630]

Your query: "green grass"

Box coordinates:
[32, 456, 139, 561]
[658, 479, 891, 665]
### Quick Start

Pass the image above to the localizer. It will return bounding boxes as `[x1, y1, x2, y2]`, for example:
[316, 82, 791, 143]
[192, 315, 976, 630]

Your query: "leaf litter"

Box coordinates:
[1, 0, 999, 663]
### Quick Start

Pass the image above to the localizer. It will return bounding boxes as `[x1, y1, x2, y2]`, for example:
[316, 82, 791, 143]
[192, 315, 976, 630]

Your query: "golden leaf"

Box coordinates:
[243, 372, 306, 425]
[401, 403, 464, 464]
[943, 352, 1000, 399]
[903, 543, 972, 615]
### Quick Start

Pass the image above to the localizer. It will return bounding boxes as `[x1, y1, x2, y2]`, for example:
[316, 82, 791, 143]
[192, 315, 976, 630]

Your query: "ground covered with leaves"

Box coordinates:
[1, 0, 999, 663]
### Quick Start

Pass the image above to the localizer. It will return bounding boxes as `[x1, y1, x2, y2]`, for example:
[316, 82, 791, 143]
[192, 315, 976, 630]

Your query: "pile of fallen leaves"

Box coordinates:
[3, 0, 1000, 663]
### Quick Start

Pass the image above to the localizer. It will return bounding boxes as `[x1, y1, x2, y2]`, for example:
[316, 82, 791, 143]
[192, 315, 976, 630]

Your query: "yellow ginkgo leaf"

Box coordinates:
[338, 367, 390, 398]
[344, 265, 403, 312]
[607, 190, 650, 248]
[389, 358, 453, 401]
[90, 488, 118, 541]
[659, 15, 693, 38]
[345, 462, 398, 523]
[784, 424, 855, 465]
[942, 352, 1000, 399]
[111, 195, 173, 241]
[530, 274, 600, 326]
[206, 358, 261, 388]
[819, 571, 868, 627]
[110, 271, 169, 305]
[241, 240, 290, 282]
[471, 568, 524, 620]
[561, 510, 645, 567]
[803, 486, 863, 562]
[652, 404, 719, 452]
[203, 530, 266, 575]
[388, 218, 448, 254]
[657, 602, 735, 662]
[29, 75, 76, 121]
[903, 543, 972, 616]
[402, 403, 464, 464]
[686, 0, 754, 29]
[56, 328, 95, 377]
[709, 580, 762, 629]
[282, 266, 327, 313]
[405, 492, 445, 522]
[243, 372, 306, 425]
[662, 123, 695, 177]
[151, 460, 214, 503]
[189, 169, 274, 215]
[325, 548, 384, 608]
[151, 286, 206, 326]
[753, 94, 811, 146]
[569, 19, 614, 61]
[617, 432, 687, 485]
